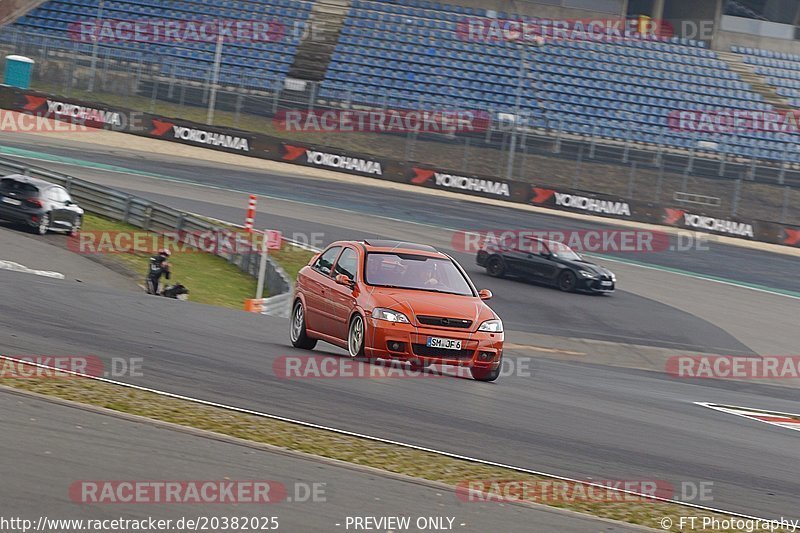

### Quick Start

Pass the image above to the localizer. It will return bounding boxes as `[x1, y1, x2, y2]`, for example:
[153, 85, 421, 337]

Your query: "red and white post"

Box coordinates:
[244, 194, 257, 233]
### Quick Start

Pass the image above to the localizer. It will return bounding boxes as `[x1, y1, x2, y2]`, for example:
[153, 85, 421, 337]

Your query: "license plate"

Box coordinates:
[601, 281, 613, 287]
[427, 337, 462, 350]
[1, 197, 21, 206]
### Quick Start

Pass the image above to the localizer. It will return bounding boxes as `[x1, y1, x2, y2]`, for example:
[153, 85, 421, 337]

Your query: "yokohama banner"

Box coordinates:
[144, 117, 255, 153]
[277, 142, 390, 177]
[1, 88, 140, 131]
[530, 186, 656, 220]
[0, 85, 796, 248]
[662, 208, 756, 239]
[408, 166, 528, 202]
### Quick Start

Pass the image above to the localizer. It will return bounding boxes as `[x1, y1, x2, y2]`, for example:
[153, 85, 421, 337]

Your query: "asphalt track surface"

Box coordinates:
[4, 134, 799, 354]
[2, 268, 800, 521]
[0, 134, 796, 294]
[1, 135, 799, 520]
[2, 389, 645, 533]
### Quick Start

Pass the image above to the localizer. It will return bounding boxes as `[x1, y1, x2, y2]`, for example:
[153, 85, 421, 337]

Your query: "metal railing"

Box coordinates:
[0, 155, 293, 302]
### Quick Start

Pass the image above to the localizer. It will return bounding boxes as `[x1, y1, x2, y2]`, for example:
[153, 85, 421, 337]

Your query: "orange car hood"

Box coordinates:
[371, 289, 495, 324]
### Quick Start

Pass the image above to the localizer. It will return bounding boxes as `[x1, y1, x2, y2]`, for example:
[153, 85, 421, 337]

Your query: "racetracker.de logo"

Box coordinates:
[457, 17, 674, 43]
[273, 356, 533, 379]
[67, 231, 280, 254]
[668, 109, 800, 133]
[0, 110, 93, 133]
[666, 356, 800, 379]
[68, 19, 285, 43]
[452, 229, 670, 253]
[273, 109, 489, 134]
[0, 356, 142, 379]
[455, 479, 689, 504]
[69, 481, 287, 504]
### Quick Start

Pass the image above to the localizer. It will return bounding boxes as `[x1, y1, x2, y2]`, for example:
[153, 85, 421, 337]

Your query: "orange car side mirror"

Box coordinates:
[478, 289, 493, 300]
[335, 274, 354, 287]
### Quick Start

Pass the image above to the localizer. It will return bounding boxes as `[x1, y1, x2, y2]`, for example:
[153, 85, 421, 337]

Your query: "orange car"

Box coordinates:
[290, 240, 504, 381]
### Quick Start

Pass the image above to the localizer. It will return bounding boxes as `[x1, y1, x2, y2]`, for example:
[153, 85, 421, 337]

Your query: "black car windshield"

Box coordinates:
[365, 253, 474, 296]
[548, 241, 582, 261]
[0, 179, 38, 194]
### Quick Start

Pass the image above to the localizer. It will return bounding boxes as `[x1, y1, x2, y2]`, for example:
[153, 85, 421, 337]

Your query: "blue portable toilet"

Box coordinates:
[3, 55, 35, 89]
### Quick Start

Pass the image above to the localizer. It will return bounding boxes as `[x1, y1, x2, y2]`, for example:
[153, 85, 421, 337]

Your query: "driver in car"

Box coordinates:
[406, 261, 442, 289]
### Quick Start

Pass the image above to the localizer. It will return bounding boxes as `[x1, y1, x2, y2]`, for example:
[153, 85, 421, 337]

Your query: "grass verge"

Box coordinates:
[0, 362, 782, 532]
[82, 213, 257, 308]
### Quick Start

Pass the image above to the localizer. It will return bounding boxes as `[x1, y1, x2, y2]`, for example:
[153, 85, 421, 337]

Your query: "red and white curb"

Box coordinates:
[696, 402, 800, 432]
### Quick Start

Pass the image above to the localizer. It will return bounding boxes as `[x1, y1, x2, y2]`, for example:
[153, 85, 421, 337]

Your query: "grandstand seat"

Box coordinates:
[13, 0, 313, 88]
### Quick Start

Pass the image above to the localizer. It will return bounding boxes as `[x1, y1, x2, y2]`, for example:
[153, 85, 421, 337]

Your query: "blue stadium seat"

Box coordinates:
[15, 0, 800, 158]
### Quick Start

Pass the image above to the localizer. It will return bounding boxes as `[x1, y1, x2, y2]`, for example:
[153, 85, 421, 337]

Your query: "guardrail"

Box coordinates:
[0, 155, 293, 305]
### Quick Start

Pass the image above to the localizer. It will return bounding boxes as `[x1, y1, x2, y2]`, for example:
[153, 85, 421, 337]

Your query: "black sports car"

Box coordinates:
[477, 238, 616, 293]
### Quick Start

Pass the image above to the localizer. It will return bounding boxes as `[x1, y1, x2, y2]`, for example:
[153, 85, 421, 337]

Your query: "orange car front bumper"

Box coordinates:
[364, 318, 503, 368]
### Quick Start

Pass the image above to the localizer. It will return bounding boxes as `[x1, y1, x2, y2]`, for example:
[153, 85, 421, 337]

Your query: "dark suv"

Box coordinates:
[0, 174, 84, 235]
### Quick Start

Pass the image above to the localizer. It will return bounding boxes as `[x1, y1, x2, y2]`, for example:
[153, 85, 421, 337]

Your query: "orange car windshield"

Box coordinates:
[365, 253, 474, 296]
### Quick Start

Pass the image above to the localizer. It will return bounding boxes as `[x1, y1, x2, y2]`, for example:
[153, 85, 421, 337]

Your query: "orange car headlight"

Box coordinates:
[371, 308, 410, 324]
[477, 319, 503, 333]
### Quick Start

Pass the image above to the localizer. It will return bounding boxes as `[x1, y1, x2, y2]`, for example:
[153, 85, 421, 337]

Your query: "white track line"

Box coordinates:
[0, 355, 782, 523]
[0, 260, 64, 279]
[696, 402, 800, 432]
[591, 255, 800, 301]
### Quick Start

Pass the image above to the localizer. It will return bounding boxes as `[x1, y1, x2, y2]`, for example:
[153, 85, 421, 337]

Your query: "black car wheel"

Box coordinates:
[69, 216, 82, 237]
[35, 213, 51, 235]
[486, 256, 506, 278]
[558, 270, 577, 292]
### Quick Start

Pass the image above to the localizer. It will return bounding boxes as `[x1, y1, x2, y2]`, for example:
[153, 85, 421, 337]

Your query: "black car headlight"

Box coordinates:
[578, 270, 597, 279]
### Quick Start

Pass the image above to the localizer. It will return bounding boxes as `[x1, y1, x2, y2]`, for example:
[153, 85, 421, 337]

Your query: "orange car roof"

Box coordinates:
[340, 240, 446, 258]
